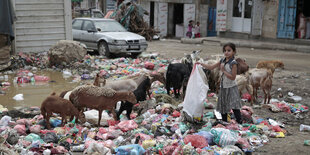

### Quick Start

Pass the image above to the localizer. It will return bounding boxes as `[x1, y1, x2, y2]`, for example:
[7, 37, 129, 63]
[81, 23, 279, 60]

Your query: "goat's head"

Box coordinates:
[275, 60, 284, 69]
[94, 73, 106, 87]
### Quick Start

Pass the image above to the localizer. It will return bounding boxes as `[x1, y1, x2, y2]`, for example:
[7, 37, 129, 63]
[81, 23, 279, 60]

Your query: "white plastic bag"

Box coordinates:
[84, 110, 112, 126]
[183, 64, 209, 121]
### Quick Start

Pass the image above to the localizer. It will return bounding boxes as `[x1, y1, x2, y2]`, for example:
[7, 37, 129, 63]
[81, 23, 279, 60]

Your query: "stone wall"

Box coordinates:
[261, 0, 279, 39]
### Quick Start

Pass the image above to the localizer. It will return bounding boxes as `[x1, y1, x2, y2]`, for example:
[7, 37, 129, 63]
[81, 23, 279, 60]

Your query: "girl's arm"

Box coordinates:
[221, 63, 237, 80]
[198, 61, 220, 70]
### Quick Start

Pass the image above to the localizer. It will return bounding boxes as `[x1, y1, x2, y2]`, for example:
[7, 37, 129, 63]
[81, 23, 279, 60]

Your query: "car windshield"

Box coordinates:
[94, 20, 127, 32]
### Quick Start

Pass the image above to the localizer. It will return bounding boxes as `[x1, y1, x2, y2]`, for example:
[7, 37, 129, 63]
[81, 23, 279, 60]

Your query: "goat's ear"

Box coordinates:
[51, 92, 56, 96]
[96, 73, 100, 77]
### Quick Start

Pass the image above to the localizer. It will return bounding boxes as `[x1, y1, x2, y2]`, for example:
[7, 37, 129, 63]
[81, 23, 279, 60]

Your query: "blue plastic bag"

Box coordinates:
[115, 144, 145, 155]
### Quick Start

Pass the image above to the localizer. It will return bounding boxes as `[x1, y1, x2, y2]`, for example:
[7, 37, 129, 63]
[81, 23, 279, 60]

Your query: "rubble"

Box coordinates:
[108, 1, 159, 41]
[0, 52, 309, 154]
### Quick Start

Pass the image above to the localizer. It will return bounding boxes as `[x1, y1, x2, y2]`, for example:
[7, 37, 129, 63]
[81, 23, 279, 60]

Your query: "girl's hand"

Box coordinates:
[220, 63, 225, 71]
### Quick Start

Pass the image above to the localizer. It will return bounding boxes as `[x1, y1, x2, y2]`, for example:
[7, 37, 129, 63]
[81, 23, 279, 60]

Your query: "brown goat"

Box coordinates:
[261, 74, 272, 104]
[256, 60, 284, 74]
[236, 58, 249, 75]
[248, 68, 273, 105]
[40, 92, 85, 129]
[69, 85, 137, 126]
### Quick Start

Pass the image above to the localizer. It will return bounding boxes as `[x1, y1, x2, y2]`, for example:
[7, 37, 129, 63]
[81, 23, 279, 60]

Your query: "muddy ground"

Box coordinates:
[147, 39, 310, 155]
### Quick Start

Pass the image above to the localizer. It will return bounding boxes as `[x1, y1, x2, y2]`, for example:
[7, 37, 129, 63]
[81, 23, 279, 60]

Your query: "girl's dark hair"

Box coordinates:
[223, 42, 236, 52]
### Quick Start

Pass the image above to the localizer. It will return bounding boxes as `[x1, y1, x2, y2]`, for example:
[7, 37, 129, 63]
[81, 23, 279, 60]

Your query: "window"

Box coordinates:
[72, 20, 83, 30]
[82, 20, 95, 31]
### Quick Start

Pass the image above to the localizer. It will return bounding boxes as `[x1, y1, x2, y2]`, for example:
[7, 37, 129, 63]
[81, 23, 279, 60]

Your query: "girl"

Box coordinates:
[197, 43, 242, 123]
[186, 20, 194, 38]
[194, 21, 201, 38]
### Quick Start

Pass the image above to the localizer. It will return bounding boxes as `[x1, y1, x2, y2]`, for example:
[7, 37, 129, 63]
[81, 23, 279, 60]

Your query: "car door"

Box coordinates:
[81, 20, 98, 49]
[72, 19, 83, 42]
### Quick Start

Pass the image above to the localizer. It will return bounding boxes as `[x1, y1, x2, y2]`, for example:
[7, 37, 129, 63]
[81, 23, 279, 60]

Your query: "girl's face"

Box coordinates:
[223, 46, 235, 59]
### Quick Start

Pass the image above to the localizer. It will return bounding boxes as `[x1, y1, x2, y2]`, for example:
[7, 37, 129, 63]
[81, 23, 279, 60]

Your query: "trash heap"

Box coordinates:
[108, 1, 159, 41]
[0, 53, 309, 154]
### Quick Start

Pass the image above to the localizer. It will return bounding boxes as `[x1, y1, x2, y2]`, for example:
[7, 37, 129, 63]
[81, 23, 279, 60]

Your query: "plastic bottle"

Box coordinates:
[300, 124, 310, 132]
[43, 149, 51, 155]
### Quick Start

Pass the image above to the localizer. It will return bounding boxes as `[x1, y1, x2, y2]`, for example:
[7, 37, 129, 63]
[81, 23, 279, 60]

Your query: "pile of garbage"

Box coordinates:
[108, 1, 159, 41]
[0, 53, 309, 154]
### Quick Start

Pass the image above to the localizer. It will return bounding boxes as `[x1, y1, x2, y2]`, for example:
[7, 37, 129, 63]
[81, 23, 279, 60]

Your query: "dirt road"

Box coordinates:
[147, 39, 310, 154]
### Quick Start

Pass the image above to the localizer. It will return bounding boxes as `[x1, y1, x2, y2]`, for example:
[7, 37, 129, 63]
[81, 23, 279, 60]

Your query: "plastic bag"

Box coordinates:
[30, 125, 41, 134]
[84, 110, 112, 126]
[211, 128, 238, 147]
[117, 120, 138, 132]
[195, 131, 214, 145]
[43, 132, 58, 143]
[115, 144, 145, 155]
[183, 64, 209, 121]
[14, 124, 26, 135]
[25, 133, 44, 143]
[0, 115, 11, 127]
[184, 135, 208, 148]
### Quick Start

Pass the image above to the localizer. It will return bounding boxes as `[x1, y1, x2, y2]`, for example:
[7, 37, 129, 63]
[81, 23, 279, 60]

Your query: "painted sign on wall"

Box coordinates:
[184, 4, 195, 37]
[158, 3, 168, 36]
[216, 0, 227, 31]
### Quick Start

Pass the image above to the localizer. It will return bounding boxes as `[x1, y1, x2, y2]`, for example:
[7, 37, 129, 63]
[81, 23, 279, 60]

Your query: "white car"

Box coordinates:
[72, 18, 148, 57]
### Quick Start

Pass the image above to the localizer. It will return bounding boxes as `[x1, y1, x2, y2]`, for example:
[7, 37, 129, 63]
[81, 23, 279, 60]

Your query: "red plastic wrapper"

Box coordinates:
[184, 135, 208, 148]
[34, 75, 50, 81]
[14, 124, 26, 135]
[172, 110, 181, 117]
[144, 62, 155, 70]
[242, 93, 252, 101]
[117, 120, 138, 132]
[237, 138, 251, 149]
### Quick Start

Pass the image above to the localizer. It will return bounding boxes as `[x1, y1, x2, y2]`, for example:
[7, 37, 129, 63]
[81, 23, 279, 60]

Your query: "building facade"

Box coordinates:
[137, 0, 216, 38]
[217, 0, 310, 40]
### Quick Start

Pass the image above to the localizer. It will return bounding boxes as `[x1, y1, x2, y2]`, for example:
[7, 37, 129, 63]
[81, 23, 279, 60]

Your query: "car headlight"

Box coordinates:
[113, 40, 126, 44]
[140, 39, 146, 43]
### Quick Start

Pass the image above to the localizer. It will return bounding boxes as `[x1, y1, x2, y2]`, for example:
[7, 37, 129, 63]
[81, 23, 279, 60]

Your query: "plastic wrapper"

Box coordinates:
[115, 144, 145, 155]
[184, 134, 208, 148]
[0, 116, 11, 127]
[195, 131, 214, 145]
[14, 124, 26, 135]
[30, 125, 41, 134]
[142, 139, 156, 149]
[117, 120, 138, 132]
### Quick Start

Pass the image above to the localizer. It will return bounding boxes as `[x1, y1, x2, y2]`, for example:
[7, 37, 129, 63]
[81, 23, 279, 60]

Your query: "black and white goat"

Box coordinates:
[116, 77, 151, 120]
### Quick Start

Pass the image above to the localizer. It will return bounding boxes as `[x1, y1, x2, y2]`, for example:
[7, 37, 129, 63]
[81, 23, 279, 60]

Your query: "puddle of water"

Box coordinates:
[0, 70, 90, 110]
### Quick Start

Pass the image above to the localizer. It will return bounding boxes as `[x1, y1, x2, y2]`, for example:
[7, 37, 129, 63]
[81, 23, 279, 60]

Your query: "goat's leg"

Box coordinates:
[117, 102, 126, 120]
[98, 110, 103, 127]
[46, 112, 52, 129]
[262, 88, 267, 104]
[166, 82, 171, 95]
[126, 105, 133, 120]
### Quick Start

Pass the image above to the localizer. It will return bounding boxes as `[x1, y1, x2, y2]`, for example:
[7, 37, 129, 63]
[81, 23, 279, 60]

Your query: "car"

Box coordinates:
[72, 18, 148, 57]
[73, 8, 105, 19]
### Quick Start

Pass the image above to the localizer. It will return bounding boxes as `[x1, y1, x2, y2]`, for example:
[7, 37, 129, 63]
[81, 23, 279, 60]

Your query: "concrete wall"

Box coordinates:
[199, 5, 208, 37]
[142, 0, 193, 3]
[12, 0, 72, 53]
[261, 0, 279, 39]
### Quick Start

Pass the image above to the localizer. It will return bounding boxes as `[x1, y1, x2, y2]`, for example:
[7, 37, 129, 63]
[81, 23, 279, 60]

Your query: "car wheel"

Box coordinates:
[131, 52, 142, 58]
[98, 41, 111, 57]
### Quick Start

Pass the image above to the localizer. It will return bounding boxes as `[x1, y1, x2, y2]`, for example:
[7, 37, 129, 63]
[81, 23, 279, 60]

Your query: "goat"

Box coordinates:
[166, 63, 190, 98]
[236, 74, 252, 96]
[117, 77, 151, 120]
[69, 85, 136, 126]
[236, 58, 249, 75]
[261, 74, 272, 104]
[248, 68, 273, 105]
[40, 92, 85, 129]
[256, 60, 284, 74]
